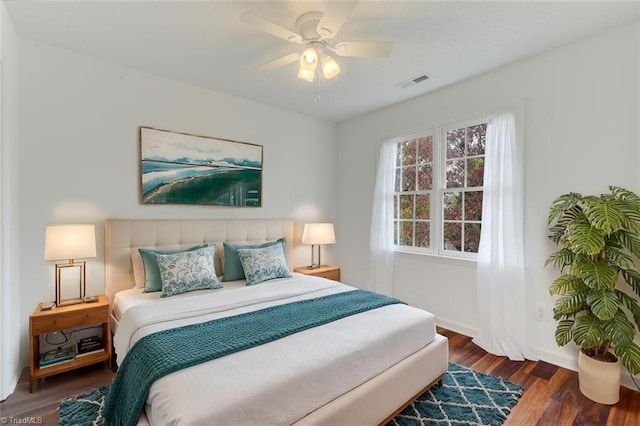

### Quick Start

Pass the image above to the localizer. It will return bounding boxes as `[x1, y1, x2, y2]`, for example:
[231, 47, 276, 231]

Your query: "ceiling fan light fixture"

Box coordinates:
[297, 66, 315, 82]
[298, 47, 318, 82]
[320, 53, 340, 80]
[301, 47, 318, 66]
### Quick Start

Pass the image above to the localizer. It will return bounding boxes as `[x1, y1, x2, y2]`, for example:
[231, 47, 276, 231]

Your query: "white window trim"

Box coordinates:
[393, 114, 490, 260]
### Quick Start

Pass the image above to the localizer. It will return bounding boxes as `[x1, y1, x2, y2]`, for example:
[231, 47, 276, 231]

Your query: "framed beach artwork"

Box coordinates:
[140, 127, 263, 207]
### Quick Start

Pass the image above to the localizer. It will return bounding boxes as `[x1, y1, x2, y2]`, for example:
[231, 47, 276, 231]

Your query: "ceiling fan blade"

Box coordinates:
[240, 11, 303, 44]
[256, 53, 301, 72]
[333, 41, 393, 58]
[316, 1, 359, 39]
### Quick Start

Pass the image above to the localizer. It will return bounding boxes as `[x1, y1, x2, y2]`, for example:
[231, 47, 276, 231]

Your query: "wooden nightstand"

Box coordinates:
[293, 265, 341, 282]
[29, 295, 111, 392]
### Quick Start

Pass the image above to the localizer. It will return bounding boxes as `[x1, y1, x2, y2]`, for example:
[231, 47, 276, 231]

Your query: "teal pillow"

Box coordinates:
[139, 244, 208, 293]
[155, 246, 222, 298]
[222, 238, 286, 281]
[236, 244, 292, 286]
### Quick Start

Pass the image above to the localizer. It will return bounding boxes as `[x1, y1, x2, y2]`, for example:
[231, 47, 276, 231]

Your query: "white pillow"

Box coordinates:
[131, 252, 145, 289]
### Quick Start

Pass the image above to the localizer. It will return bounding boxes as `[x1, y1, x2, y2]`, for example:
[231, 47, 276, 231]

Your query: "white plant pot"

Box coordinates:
[577, 349, 620, 405]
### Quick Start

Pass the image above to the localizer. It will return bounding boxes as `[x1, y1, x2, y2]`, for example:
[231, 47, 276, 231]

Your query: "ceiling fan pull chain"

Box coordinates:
[314, 70, 322, 102]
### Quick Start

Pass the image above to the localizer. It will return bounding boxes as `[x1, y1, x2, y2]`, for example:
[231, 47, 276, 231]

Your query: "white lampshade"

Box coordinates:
[298, 47, 318, 82]
[302, 223, 336, 245]
[45, 224, 97, 261]
[320, 53, 340, 80]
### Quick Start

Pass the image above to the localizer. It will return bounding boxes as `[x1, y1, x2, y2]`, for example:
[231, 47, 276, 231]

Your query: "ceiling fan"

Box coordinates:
[240, 1, 393, 83]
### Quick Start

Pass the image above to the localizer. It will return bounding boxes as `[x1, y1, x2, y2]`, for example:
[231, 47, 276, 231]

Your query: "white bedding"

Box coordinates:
[113, 275, 436, 425]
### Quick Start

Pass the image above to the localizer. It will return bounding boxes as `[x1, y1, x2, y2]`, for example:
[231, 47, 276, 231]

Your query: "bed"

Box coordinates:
[105, 218, 448, 425]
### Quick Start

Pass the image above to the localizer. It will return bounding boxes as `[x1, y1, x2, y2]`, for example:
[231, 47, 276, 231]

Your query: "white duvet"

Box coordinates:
[113, 275, 436, 426]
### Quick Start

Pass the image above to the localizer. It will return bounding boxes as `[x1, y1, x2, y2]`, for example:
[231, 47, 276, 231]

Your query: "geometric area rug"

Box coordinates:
[59, 363, 523, 426]
[386, 363, 524, 426]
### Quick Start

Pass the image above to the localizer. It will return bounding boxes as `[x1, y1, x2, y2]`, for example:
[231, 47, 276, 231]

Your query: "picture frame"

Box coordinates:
[140, 127, 263, 207]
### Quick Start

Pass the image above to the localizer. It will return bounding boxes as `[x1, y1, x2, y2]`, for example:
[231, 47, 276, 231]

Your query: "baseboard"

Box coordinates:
[434, 318, 477, 338]
[435, 319, 640, 392]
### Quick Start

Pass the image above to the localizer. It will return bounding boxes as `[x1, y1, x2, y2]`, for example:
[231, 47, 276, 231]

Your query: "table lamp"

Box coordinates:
[301, 223, 336, 269]
[44, 224, 97, 306]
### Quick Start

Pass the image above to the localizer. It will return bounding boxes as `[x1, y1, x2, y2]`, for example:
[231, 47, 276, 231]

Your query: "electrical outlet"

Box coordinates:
[535, 305, 547, 321]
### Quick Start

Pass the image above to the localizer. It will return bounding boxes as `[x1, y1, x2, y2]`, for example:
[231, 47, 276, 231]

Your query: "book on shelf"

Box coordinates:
[76, 347, 105, 357]
[39, 346, 74, 368]
[76, 336, 104, 357]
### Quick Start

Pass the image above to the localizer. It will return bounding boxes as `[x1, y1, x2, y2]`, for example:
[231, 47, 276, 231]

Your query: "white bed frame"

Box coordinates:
[105, 218, 448, 425]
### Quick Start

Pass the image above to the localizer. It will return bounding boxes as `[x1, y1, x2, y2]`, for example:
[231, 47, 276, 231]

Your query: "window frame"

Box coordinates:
[392, 115, 489, 260]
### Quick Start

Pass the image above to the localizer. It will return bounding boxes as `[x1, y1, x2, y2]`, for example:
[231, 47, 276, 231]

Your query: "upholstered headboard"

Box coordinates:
[105, 218, 295, 306]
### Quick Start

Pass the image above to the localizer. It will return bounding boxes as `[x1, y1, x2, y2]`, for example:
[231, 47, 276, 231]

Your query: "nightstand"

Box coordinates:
[29, 295, 111, 392]
[293, 265, 341, 282]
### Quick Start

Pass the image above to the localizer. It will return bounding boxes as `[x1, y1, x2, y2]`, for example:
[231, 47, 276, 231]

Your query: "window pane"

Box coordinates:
[446, 129, 465, 159]
[393, 195, 398, 219]
[399, 221, 414, 246]
[446, 159, 465, 188]
[466, 157, 484, 187]
[417, 164, 432, 190]
[415, 194, 430, 219]
[402, 166, 416, 191]
[415, 221, 430, 248]
[443, 222, 462, 251]
[400, 139, 417, 166]
[394, 168, 401, 192]
[464, 191, 483, 221]
[393, 221, 399, 245]
[417, 136, 433, 164]
[465, 223, 481, 253]
[467, 124, 486, 156]
[443, 192, 462, 220]
[400, 194, 414, 219]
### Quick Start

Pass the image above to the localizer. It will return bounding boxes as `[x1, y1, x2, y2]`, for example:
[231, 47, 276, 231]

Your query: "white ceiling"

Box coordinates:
[5, 1, 640, 122]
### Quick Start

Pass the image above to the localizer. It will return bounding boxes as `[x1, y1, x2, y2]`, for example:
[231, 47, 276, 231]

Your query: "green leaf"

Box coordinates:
[573, 260, 618, 290]
[547, 192, 582, 226]
[549, 275, 587, 296]
[545, 248, 575, 270]
[566, 217, 606, 255]
[602, 309, 636, 346]
[621, 269, 640, 297]
[604, 245, 635, 270]
[616, 290, 640, 330]
[573, 315, 606, 348]
[554, 292, 586, 318]
[555, 319, 574, 346]
[583, 197, 625, 235]
[610, 186, 640, 232]
[587, 290, 619, 321]
[614, 230, 640, 258]
[614, 341, 640, 375]
[610, 186, 640, 204]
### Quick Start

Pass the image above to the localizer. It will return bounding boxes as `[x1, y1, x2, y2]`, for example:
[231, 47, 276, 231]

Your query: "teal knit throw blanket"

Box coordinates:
[103, 289, 404, 426]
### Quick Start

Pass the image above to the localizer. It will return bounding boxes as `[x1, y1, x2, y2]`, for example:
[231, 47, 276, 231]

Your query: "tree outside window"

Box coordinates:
[392, 120, 486, 258]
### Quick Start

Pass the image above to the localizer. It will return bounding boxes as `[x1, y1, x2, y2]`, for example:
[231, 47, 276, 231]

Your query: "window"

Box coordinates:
[393, 119, 487, 258]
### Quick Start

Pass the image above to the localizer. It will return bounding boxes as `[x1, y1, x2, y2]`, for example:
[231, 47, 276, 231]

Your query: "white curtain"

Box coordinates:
[369, 140, 397, 296]
[472, 111, 536, 361]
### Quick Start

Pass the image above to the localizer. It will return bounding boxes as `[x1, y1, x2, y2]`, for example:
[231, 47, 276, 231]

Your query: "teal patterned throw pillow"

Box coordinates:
[139, 244, 208, 293]
[236, 243, 292, 286]
[155, 246, 222, 298]
[222, 238, 286, 281]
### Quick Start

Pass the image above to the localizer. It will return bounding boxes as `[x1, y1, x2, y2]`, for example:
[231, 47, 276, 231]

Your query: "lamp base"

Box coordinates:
[306, 264, 320, 270]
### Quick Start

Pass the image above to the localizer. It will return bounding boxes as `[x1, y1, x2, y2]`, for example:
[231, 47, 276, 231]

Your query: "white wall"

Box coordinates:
[15, 40, 338, 374]
[337, 21, 639, 376]
[1, 2, 22, 401]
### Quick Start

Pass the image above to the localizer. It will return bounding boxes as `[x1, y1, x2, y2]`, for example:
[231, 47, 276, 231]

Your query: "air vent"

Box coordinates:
[394, 74, 430, 89]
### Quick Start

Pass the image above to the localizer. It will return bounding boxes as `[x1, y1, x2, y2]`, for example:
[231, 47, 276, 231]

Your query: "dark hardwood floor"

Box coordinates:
[1, 328, 639, 425]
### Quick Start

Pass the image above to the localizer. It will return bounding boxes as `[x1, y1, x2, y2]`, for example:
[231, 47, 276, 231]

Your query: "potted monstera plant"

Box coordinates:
[546, 186, 640, 404]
